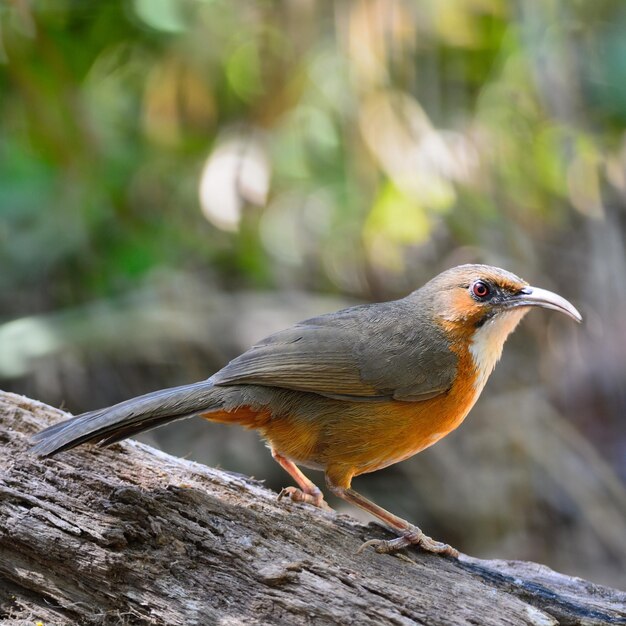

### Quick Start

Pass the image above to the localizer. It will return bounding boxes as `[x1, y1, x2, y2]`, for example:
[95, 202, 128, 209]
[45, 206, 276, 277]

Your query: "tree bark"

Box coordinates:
[0, 391, 624, 626]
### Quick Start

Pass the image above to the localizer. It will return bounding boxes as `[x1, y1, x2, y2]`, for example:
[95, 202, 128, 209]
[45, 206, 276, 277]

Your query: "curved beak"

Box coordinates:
[506, 286, 582, 323]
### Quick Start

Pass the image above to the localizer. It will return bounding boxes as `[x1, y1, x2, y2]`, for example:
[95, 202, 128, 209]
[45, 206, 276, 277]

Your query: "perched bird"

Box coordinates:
[32, 265, 581, 556]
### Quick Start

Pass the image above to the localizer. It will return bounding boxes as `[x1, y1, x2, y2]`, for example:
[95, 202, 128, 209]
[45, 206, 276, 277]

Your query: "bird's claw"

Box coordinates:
[358, 528, 458, 557]
[278, 486, 332, 511]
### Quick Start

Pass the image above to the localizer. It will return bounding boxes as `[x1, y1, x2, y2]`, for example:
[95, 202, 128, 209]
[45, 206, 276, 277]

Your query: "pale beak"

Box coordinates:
[507, 286, 582, 323]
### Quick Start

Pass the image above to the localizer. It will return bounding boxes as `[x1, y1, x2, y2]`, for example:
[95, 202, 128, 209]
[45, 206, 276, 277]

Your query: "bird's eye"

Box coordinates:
[471, 280, 491, 300]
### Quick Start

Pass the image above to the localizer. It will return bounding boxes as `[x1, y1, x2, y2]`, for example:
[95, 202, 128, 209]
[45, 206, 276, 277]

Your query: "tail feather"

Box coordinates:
[31, 380, 221, 457]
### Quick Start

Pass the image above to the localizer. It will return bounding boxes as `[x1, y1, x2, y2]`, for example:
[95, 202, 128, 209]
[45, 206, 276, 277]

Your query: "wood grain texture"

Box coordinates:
[0, 391, 624, 626]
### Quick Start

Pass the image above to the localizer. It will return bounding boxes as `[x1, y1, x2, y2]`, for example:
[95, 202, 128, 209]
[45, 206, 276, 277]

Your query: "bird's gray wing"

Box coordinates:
[211, 300, 457, 402]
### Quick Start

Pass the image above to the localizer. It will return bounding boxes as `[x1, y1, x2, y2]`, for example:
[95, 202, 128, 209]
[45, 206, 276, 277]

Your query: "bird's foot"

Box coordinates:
[358, 526, 458, 557]
[278, 486, 332, 511]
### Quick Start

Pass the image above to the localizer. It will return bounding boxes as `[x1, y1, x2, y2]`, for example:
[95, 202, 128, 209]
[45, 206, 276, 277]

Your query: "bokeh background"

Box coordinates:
[1, 0, 625, 589]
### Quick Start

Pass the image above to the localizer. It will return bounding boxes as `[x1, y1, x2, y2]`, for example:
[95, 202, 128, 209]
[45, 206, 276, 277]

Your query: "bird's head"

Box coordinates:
[424, 264, 581, 332]
[417, 264, 581, 387]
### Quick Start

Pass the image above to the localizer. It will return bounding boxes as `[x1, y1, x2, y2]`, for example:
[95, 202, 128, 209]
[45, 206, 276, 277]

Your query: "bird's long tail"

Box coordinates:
[31, 380, 222, 457]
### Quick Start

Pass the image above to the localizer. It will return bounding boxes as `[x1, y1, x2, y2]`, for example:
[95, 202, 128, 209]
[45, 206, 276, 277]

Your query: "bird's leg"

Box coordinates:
[325, 471, 458, 557]
[272, 450, 332, 511]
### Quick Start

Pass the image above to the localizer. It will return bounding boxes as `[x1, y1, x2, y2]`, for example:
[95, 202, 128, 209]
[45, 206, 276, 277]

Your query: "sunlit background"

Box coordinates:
[1, 0, 625, 588]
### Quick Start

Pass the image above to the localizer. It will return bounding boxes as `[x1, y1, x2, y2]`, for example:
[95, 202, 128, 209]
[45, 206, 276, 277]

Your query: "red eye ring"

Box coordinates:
[472, 280, 490, 299]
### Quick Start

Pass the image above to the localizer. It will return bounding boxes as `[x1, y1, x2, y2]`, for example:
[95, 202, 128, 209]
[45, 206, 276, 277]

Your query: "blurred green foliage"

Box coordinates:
[4, 0, 626, 313]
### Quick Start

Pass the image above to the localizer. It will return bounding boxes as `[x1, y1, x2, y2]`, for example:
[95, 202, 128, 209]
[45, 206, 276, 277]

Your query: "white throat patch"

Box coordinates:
[469, 309, 528, 391]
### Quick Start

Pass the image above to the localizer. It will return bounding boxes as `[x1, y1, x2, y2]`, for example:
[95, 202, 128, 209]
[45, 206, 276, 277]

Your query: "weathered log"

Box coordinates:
[0, 391, 624, 626]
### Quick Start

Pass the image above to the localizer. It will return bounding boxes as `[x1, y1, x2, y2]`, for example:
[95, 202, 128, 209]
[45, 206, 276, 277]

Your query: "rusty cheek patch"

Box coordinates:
[437, 289, 485, 329]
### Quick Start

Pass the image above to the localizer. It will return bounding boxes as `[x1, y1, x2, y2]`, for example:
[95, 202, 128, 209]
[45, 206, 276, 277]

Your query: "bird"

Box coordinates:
[31, 264, 582, 557]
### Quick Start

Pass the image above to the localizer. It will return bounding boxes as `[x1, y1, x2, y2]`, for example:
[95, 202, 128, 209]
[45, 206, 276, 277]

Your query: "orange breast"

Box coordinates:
[325, 347, 479, 476]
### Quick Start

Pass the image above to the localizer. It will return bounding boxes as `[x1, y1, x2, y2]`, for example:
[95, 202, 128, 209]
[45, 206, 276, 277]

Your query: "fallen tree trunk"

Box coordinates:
[0, 391, 624, 626]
